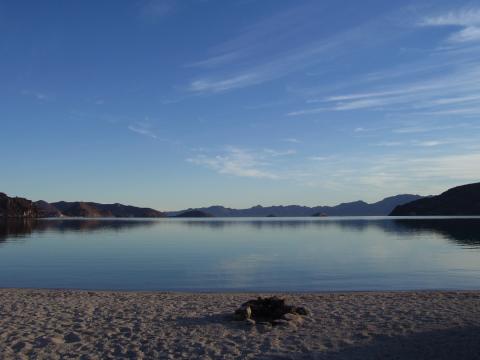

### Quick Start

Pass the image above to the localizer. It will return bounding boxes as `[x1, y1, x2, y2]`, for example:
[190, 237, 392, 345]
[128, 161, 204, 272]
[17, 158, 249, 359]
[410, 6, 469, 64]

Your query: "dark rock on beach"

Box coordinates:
[233, 296, 310, 326]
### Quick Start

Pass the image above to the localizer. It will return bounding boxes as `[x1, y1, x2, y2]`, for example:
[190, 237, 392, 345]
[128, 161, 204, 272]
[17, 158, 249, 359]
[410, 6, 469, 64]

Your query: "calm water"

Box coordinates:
[1, 217, 480, 291]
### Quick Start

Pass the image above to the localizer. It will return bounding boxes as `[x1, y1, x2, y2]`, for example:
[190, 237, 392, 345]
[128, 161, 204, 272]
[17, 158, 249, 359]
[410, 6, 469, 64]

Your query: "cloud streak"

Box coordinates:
[186, 3, 403, 94]
[128, 123, 158, 139]
[289, 59, 480, 116]
[139, 0, 175, 22]
[187, 147, 279, 179]
[421, 7, 480, 44]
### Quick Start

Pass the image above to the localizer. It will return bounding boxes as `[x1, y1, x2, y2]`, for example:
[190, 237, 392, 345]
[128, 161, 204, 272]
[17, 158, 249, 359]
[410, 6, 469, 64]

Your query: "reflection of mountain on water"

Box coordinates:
[180, 218, 400, 233]
[178, 218, 480, 247]
[2, 217, 480, 248]
[393, 219, 480, 247]
[0, 219, 37, 242]
[0, 219, 156, 242]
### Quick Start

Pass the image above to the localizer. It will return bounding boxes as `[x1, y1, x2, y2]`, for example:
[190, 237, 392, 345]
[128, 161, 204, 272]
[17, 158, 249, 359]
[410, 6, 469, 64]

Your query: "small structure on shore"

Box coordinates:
[233, 296, 310, 327]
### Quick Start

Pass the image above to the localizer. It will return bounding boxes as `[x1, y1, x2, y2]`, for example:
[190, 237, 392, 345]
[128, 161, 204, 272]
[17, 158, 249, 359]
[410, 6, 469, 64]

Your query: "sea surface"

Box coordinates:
[1, 217, 480, 291]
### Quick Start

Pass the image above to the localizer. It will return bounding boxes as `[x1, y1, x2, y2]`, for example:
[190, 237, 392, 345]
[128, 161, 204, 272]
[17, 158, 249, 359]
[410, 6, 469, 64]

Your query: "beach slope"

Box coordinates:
[1, 289, 479, 359]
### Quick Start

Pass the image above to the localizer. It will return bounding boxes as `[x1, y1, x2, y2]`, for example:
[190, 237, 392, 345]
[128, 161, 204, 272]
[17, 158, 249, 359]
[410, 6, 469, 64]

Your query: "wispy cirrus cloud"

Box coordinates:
[289, 60, 480, 116]
[186, 143, 480, 204]
[186, 3, 405, 94]
[358, 152, 480, 191]
[185, 51, 245, 69]
[21, 90, 54, 102]
[421, 7, 480, 43]
[282, 138, 301, 143]
[187, 147, 279, 179]
[128, 122, 158, 139]
[263, 148, 296, 157]
[286, 6, 480, 119]
[373, 139, 465, 148]
[188, 74, 260, 93]
[421, 8, 480, 26]
[287, 107, 326, 116]
[187, 146, 309, 180]
[392, 123, 471, 134]
[139, 0, 176, 22]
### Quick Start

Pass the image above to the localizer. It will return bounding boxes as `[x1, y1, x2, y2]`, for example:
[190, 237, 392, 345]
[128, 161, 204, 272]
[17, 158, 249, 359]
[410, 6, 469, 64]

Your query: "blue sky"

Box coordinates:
[1, 0, 480, 210]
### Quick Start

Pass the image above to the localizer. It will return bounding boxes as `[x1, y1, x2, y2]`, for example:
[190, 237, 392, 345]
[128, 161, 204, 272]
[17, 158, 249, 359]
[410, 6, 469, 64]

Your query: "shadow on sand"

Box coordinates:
[258, 326, 480, 360]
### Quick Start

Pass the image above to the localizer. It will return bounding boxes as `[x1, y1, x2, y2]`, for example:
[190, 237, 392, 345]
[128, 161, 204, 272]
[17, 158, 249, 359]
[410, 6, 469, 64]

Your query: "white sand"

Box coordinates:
[0, 289, 479, 359]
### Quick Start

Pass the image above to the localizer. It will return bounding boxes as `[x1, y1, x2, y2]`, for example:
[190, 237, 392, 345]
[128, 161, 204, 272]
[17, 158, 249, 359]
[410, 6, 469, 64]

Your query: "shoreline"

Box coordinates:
[2, 286, 480, 294]
[1, 289, 479, 359]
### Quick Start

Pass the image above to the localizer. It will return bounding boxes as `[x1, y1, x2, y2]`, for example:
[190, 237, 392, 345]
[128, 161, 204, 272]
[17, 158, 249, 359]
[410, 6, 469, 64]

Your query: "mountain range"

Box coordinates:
[3, 182, 480, 218]
[1, 193, 423, 218]
[167, 194, 423, 217]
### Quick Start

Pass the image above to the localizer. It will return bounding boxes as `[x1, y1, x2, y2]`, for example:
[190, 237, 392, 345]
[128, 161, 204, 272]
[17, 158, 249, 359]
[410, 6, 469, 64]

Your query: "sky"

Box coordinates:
[1, 0, 480, 210]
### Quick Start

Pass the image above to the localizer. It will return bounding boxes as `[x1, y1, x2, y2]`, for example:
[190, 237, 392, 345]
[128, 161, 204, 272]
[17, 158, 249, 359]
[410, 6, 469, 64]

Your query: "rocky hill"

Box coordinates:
[390, 183, 480, 216]
[46, 201, 165, 218]
[0, 193, 38, 218]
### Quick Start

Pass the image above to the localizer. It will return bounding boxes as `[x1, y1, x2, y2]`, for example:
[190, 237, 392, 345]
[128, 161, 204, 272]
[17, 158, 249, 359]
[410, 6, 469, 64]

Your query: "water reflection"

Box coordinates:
[0, 219, 156, 242]
[393, 219, 480, 247]
[177, 218, 480, 248]
[1, 217, 480, 248]
[0, 217, 479, 291]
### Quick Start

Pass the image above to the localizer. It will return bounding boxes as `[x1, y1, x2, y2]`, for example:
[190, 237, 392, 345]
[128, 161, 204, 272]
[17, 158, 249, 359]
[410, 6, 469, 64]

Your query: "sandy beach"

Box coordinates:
[0, 289, 479, 359]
